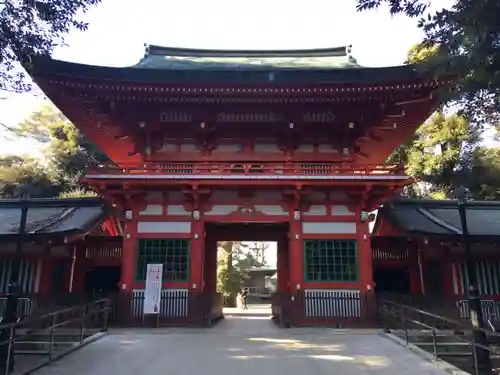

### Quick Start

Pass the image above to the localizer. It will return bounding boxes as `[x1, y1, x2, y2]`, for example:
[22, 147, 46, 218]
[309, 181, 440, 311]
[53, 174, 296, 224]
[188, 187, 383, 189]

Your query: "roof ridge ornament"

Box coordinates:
[142, 44, 352, 58]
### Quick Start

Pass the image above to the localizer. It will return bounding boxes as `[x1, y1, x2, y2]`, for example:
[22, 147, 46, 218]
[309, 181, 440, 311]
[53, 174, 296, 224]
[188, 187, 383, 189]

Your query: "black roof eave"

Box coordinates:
[0, 228, 90, 244]
[379, 206, 500, 240]
[0, 201, 109, 244]
[0, 197, 105, 209]
[381, 208, 454, 236]
[376, 232, 500, 242]
[28, 57, 428, 85]
[386, 198, 500, 209]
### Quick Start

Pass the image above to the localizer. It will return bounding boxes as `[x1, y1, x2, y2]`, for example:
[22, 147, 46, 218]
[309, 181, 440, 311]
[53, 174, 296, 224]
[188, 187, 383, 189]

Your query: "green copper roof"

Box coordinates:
[133, 45, 362, 70]
[28, 43, 427, 85]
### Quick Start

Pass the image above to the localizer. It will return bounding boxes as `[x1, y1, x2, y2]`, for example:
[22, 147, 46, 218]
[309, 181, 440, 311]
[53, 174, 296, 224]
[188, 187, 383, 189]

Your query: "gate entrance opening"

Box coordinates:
[203, 223, 289, 303]
[84, 266, 121, 294]
[373, 267, 410, 294]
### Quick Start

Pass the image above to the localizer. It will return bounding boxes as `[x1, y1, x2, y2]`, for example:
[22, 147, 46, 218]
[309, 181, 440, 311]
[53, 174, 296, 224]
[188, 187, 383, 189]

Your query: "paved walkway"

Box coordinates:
[223, 303, 272, 316]
[31, 316, 452, 375]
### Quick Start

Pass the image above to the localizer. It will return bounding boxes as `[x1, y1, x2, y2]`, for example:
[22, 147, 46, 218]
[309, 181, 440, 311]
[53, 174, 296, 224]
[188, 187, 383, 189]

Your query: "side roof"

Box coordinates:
[0, 197, 107, 241]
[376, 198, 500, 237]
[27, 44, 432, 85]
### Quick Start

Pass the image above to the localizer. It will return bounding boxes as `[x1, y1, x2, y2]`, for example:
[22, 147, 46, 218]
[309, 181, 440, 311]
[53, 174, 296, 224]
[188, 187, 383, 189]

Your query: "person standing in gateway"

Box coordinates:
[241, 288, 249, 310]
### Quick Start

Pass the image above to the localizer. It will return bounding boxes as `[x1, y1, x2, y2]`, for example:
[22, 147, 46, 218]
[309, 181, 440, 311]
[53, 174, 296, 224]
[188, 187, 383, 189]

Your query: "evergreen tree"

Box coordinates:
[356, 0, 500, 127]
[1, 104, 106, 197]
[1, 0, 101, 93]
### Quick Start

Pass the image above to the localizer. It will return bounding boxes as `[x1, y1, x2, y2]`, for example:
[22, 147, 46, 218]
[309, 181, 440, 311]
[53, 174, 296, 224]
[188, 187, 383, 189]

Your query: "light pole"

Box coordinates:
[0, 186, 30, 373]
[455, 186, 491, 374]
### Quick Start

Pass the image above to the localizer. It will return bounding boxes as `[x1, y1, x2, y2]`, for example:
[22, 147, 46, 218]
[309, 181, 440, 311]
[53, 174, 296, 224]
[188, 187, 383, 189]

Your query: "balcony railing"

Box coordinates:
[86, 162, 406, 178]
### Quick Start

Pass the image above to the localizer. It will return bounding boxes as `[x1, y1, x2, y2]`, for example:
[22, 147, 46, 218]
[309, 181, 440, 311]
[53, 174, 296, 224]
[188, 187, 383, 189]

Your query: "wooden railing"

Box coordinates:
[84, 245, 122, 260]
[372, 246, 410, 261]
[86, 162, 405, 177]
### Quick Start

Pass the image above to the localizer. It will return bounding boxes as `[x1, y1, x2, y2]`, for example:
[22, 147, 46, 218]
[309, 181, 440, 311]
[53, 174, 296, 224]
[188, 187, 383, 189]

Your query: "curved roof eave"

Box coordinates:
[28, 56, 427, 86]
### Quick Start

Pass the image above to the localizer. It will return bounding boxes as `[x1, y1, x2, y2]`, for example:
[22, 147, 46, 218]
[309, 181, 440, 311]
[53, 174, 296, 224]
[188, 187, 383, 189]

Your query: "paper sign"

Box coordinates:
[144, 264, 163, 315]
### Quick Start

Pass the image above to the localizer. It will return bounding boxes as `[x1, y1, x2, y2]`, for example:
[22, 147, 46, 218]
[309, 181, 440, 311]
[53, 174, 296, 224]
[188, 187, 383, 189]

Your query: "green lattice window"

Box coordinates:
[304, 239, 358, 282]
[135, 239, 190, 282]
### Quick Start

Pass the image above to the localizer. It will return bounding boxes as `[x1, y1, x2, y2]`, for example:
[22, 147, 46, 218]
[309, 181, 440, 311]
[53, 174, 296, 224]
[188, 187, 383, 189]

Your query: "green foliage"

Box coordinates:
[393, 111, 500, 200]
[406, 43, 440, 65]
[1, 0, 101, 92]
[59, 188, 98, 198]
[216, 241, 269, 300]
[0, 156, 59, 197]
[356, 0, 500, 127]
[1, 105, 106, 198]
[383, 40, 497, 200]
[15, 104, 107, 188]
[406, 113, 472, 189]
[469, 147, 500, 200]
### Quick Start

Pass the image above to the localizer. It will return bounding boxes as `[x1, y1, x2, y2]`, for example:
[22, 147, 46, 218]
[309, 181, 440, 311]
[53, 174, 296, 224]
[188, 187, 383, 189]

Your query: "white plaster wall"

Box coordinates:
[166, 205, 191, 215]
[303, 205, 327, 216]
[137, 221, 191, 234]
[139, 204, 163, 215]
[204, 205, 239, 215]
[254, 205, 288, 216]
[331, 205, 355, 216]
[302, 222, 356, 234]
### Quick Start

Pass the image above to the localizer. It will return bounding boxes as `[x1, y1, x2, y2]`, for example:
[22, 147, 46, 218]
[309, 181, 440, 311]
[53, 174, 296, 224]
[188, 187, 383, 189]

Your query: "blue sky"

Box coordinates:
[0, 0, 456, 156]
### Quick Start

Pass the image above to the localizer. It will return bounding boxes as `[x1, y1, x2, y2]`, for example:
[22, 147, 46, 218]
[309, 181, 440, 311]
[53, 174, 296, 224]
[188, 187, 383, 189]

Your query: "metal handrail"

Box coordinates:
[0, 298, 110, 375]
[381, 299, 500, 375]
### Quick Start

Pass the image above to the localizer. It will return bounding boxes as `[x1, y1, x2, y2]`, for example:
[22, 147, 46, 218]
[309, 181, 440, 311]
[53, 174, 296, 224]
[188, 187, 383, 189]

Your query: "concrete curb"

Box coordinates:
[16, 331, 108, 375]
[380, 331, 471, 375]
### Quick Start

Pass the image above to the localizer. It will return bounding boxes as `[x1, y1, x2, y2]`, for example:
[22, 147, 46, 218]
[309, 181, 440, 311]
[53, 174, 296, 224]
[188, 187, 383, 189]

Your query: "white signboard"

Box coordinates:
[143, 264, 163, 315]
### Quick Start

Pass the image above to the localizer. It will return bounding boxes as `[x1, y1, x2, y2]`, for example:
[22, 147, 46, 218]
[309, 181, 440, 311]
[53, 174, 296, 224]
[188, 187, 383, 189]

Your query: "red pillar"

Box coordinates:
[72, 246, 87, 293]
[356, 220, 374, 292]
[289, 208, 303, 292]
[203, 236, 217, 293]
[39, 258, 53, 294]
[120, 218, 137, 292]
[277, 238, 289, 292]
[441, 248, 454, 296]
[190, 220, 204, 291]
[409, 245, 422, 294]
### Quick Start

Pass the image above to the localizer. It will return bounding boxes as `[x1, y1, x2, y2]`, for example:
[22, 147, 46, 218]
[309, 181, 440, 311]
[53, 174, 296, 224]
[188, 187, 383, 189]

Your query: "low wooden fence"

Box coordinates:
[108, 291, 224, 327]
[271, 291, 500, 328]
[8, 291, 500, 329]
[271, 291, 379, 328]
[0, 292, 223, 328]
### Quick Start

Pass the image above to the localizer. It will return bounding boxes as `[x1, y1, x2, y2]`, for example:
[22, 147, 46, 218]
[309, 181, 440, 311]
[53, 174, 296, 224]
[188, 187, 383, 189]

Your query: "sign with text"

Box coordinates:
[143, 264, 163, 315]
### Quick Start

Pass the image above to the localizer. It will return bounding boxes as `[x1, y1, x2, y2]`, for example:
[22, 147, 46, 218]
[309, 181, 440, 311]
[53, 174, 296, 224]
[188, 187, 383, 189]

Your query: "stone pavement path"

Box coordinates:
[30, 316, 452, 375]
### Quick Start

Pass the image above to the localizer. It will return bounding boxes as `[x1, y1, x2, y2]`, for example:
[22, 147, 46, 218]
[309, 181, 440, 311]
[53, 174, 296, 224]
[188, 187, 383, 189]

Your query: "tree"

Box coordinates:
[0, 104, 106, 198]
[0, 155, 59, 197]
[407, 112, 473, 196]
[406, 43, 440, 65]
[1, 0, 101, 93]
[235, 242, 269, 271]
[468, 147, 500, 200]
[391, 112, 476, 199]
[215, 241, 270, 305]
[216, 241, 244, 306]
[13, 104, 107, 193]
[356, 0, 500, 127]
